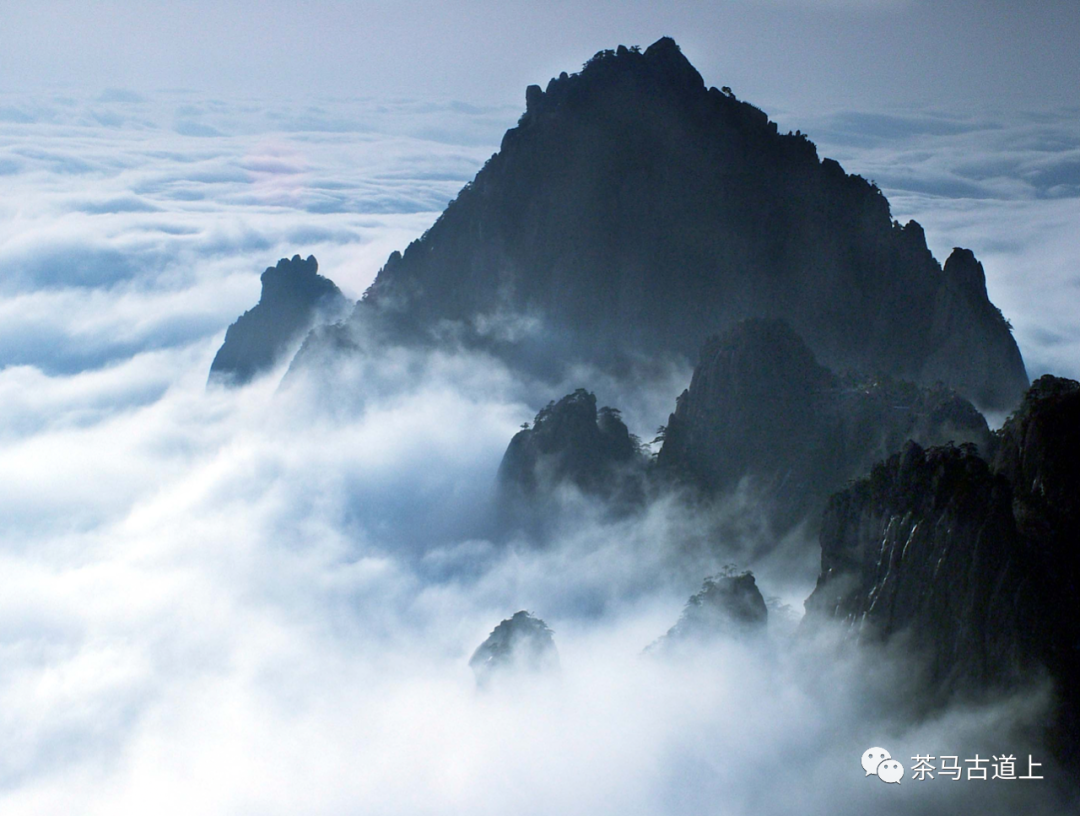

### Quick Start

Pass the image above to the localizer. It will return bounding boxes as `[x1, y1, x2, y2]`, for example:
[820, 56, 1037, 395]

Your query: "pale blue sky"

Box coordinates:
[2, 0, 1078, 114]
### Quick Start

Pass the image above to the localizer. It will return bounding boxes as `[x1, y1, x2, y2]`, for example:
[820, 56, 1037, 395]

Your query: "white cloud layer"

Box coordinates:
[0, 89, 1077, 813]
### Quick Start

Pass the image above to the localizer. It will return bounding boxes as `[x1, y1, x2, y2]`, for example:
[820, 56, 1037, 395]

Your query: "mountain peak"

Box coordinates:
[519, 37, 707, 126]
[582, 36, 703, 85]
[642, 36, 703, 84]
[348, 40, 1027, 411]
[644, 35, 680, 55]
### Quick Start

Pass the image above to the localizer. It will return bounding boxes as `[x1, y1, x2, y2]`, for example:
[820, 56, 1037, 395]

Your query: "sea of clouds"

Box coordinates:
[0, 88, 1077, 814]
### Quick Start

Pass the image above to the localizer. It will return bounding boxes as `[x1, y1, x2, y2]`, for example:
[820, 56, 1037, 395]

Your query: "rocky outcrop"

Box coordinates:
[922, 249, 1029, 410]
[656, 319, 990, 531]
[498, 389, 645, 499]
[804, 442, 1031, 687]
[337, 37, 1025, 410]
[652, 571, 768, 651]
[496, 390, 647, 535]
[469, 611, 559, 686]
[209, 255, 349, 386]
[803, 376, 1080, 764]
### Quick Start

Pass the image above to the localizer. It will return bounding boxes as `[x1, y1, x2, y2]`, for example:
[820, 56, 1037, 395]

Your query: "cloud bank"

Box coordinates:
[0, 89, 1077, 813]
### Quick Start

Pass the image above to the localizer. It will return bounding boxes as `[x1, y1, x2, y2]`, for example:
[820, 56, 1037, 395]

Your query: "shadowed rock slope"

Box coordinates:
[344, 37, 1025, 410]
[210, 255, 348, 386]
[804, 376, 1080, 766]
[656, 319, 991, 531]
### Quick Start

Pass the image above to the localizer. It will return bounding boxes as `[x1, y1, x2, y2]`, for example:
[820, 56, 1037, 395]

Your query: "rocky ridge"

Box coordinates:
[209, 255, 349, 386]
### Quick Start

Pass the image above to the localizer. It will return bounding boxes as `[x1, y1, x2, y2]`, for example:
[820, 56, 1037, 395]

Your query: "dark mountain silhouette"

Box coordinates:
[469, 611, 559, 686]
[992, 375, 1080, 765]
[650, 571, 768, 652]
[655, 319, 990, 532]
[922, 248, 1028, 410]
[803, 375, 1080, 766]
[498, 388, 646, 495]
[320, 36, 1026, 410]
[993, 375, 1080, 561]
[209, 255, 348, 386]
[495, 388, 648, 536]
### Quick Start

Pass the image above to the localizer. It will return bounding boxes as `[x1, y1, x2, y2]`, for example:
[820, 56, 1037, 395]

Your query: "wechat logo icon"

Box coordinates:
[862, 747, 904, 784]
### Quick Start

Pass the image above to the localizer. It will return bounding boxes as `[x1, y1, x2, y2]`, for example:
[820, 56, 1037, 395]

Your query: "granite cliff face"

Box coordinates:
[804, 376, 1080, 764]
[656, 319, 991, 531]
[209, 255, 349, 386]
[804, 442, 1030, 687]
[344, 37, 1025, 410]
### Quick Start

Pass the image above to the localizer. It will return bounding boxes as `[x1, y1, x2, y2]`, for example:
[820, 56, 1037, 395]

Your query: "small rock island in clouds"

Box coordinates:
[209, 255, 348, 386]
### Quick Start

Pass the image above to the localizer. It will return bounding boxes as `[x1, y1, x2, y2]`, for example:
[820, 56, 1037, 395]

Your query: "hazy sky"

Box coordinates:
[4, 0, 1079, 113]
